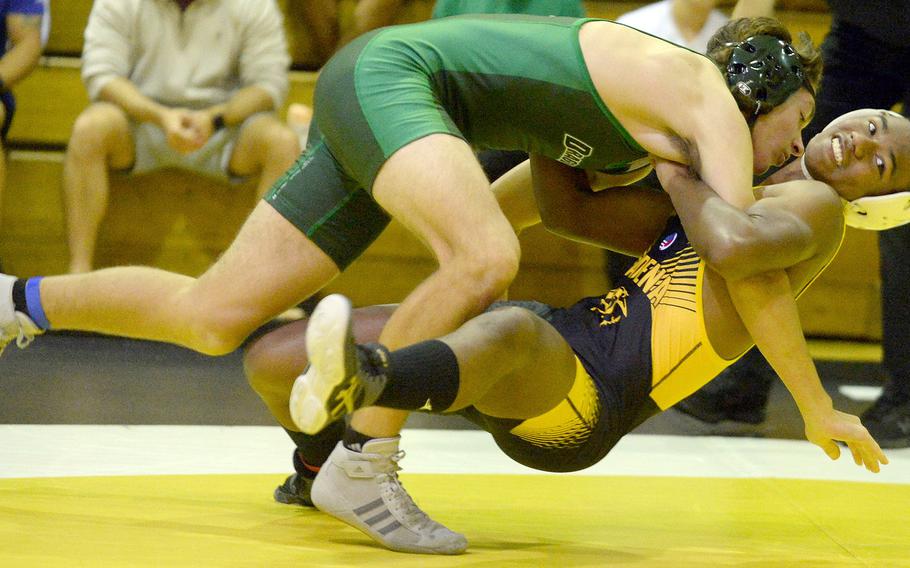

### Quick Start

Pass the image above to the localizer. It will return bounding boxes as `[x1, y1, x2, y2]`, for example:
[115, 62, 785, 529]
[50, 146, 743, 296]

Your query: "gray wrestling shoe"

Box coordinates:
[0, 274, 43, 356]
[312, 439, 467, 554]
[289, 294, 389, 435]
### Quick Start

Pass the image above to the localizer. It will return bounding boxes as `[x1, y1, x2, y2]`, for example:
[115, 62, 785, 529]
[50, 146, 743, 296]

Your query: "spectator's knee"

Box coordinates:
[265, 124, 301, 163]
[69, 105, 125, 156]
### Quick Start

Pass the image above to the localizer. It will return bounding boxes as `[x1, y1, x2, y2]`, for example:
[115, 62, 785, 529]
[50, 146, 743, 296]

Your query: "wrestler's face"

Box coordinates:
[750, 88, 814, 174]
[804, 109, 910, 202]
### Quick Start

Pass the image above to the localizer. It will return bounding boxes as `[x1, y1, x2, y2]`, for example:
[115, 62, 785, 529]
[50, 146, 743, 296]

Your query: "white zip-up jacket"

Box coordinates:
[82, 0, 290, 109]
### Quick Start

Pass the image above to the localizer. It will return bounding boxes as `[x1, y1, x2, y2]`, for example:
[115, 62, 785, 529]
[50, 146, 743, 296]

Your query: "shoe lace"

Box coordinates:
[377, 450, 434, 531]
[1, 313, 39, 356]
[16, 326, 36, 350]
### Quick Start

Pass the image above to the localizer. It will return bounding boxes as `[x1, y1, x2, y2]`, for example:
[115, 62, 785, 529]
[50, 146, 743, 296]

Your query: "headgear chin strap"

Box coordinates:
[802, 156, 910, 231]
[725, 34, 810, 121]
[800, 154, 813, 181]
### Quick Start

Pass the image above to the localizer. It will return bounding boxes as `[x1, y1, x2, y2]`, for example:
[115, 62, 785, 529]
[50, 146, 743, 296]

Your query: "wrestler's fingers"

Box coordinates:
[849, 444, 863, 466]
[819, 439, 840, 461]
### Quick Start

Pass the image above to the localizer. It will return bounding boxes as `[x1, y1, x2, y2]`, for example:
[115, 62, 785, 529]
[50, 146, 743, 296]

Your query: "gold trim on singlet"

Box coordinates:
[509, 357, 600, 449]
[648, 259, 738, 409]
[646, 228, 846, 410]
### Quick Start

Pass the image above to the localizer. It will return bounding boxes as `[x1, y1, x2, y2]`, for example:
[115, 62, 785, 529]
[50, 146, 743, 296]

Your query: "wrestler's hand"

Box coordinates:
[804, 408, 889, 473]
[652, 157, 695, 189]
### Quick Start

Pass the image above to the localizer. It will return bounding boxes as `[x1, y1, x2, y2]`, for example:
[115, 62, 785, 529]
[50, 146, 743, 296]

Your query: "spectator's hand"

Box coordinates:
[186, 110, 217, 147]
[160, 108, 205, 154]
[804, 408, 889, 473]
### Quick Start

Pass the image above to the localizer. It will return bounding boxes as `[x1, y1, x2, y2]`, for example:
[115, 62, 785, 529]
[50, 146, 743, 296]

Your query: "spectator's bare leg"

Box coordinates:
[286, 103, 313, 150]
[228, 114, 301, 198]
[63, 103, 134, 274]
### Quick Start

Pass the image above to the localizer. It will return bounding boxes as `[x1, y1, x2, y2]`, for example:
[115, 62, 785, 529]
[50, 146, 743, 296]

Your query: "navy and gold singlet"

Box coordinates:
[460, 215, 747, 473]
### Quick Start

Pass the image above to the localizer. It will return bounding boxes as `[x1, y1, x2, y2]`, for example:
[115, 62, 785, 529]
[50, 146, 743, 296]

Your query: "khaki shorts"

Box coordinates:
[129, 112, 271, 182]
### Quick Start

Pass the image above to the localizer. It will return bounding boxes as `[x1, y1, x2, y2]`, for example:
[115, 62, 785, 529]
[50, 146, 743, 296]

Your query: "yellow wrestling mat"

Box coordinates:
[1, 473, 908, 567]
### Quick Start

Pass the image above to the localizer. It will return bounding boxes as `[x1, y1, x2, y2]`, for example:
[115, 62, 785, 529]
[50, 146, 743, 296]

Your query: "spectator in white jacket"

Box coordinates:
[617, 0, 775, 52]
[64, 0, 300, 273]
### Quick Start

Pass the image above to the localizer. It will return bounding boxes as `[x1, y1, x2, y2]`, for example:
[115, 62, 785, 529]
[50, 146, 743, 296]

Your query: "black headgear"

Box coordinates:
[725, 34, 811, 121]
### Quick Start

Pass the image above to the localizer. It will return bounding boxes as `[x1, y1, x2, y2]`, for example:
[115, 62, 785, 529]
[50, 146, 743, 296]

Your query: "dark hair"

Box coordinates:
[706, 17, 822, 97]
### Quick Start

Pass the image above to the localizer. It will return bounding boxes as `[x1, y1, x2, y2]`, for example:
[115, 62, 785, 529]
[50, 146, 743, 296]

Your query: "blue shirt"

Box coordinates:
[0, 0, 45, 56]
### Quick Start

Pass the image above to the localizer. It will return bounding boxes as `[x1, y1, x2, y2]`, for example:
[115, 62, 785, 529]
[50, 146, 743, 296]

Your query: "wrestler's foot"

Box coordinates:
[0, 274, 43, 356]
[312, 439, 467, 554]
[273, 472, 316, 507]
[290, 294, 389, 434]
[862, 387, 910, 449]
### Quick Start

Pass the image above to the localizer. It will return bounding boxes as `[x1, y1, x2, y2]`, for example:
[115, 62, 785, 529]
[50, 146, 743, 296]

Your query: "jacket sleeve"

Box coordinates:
[81, 0, 134, 101]
[237, 0, 290, 109]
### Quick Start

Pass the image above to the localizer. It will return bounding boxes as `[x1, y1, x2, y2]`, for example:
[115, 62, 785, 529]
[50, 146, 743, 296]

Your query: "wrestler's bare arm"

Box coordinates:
[489, 159, 541, 234]
[655, 159, 888, 473]
[526, 154, 674, 257]
[584, 30, 757, 210]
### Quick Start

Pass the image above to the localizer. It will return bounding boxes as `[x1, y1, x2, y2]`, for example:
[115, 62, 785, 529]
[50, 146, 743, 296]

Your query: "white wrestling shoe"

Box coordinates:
[290, 294, 388, 435]
[0, 274, 43, 356]
[312, 438, 467, 555]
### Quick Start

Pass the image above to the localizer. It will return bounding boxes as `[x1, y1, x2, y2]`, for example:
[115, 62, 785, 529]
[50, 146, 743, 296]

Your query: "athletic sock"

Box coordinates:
[342, 426, 376, 453]
[11, 279, 26, 313]
[283, 420, 345, 476]
[372, 339, 460, 412]
[291, 448, 321, 479]
[11, 277, 50, 330]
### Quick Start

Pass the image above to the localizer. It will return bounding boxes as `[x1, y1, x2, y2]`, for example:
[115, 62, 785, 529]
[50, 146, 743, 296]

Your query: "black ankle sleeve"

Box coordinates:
[283, 420, 345, 470]
[11, 279, 27, 314]
[374, 339, 460, 412]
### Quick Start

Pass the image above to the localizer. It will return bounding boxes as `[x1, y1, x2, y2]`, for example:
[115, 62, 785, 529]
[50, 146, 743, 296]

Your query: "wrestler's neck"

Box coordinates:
[761, 157, 808, 185]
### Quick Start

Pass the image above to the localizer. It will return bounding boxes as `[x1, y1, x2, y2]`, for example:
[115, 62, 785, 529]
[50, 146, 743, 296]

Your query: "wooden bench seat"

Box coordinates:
[7, 60, 317, 149]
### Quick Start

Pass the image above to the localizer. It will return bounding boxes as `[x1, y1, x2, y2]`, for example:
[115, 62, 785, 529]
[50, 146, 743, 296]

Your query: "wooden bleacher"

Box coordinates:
[2, 1, 879, 338]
